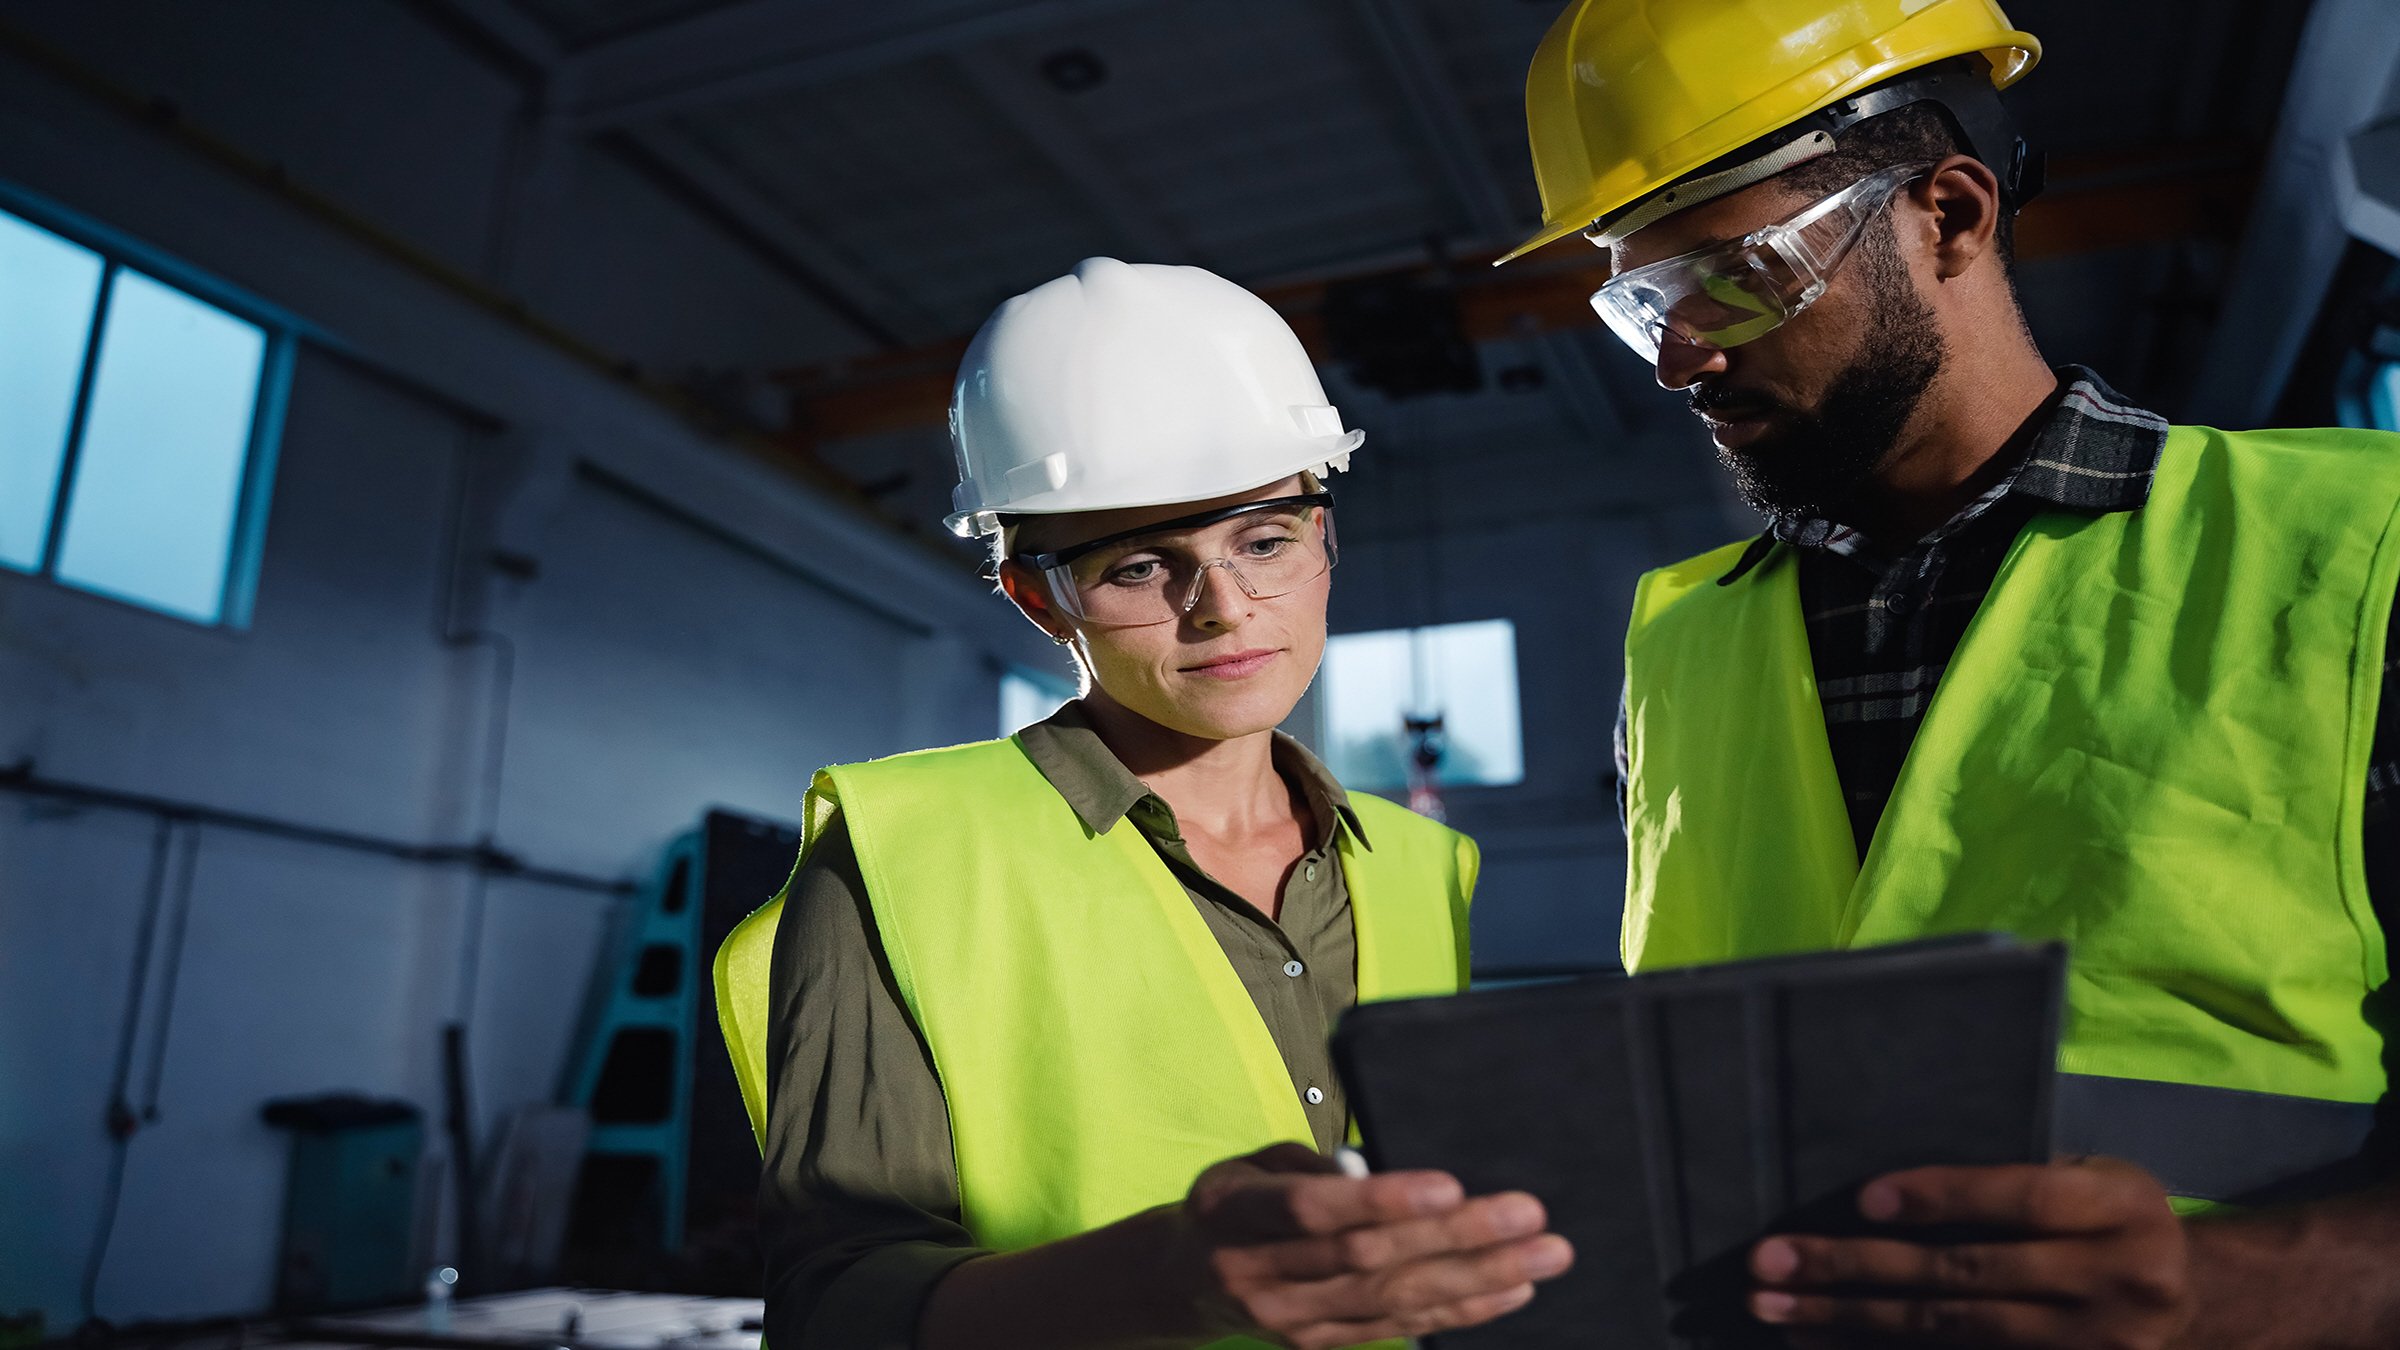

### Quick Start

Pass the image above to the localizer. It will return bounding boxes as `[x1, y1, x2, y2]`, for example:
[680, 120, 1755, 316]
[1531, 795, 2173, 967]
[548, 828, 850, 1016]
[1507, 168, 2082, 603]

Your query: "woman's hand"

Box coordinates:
[1168, 1142, 1574, 1349]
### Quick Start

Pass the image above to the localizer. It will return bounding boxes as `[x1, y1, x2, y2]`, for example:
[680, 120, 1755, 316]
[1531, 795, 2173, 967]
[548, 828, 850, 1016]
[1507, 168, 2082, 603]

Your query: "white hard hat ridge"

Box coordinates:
[945, 257, 1364, 538]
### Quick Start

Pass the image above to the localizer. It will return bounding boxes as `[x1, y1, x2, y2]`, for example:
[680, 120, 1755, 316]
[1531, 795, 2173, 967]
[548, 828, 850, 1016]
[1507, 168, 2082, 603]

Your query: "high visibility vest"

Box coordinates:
[1622, 424, 2400, 1207]
[714, 736, 1472, 1347]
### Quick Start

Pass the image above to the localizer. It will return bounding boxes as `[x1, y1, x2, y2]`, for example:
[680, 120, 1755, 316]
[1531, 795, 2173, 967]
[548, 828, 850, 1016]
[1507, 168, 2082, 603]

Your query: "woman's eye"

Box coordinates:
[1240, 535, 1297, 558]
[1104, 559, 1163, 586]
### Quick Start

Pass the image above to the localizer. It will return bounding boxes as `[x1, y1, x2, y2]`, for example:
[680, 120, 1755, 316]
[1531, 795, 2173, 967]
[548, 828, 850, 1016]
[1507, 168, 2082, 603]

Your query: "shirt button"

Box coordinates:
[1283, 959, 1305, 978]
[1305, 1086, 1325, 1105]
[1304, 862, 1318, 882]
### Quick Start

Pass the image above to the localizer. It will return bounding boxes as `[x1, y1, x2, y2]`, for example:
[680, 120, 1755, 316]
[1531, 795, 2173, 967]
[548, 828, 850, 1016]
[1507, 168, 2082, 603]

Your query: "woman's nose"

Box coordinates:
[1181, 561, 1255, 626]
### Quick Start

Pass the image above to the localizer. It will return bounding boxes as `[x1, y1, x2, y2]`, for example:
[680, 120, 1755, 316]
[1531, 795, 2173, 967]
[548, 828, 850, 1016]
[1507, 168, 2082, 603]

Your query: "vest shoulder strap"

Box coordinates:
[1631, 537, 1756, 638]
[1342, 791, 1478, 997]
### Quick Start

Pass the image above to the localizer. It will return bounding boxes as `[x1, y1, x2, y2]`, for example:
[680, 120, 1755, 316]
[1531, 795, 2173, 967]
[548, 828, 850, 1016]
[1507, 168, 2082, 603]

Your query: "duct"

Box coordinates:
[2189, 0, 2400, 427]
[2340, 115, 2400, 258]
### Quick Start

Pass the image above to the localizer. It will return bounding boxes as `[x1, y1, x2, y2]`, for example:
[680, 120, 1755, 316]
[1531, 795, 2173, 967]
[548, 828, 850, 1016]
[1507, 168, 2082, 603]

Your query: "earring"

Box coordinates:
[1051, 631, 1072, 646]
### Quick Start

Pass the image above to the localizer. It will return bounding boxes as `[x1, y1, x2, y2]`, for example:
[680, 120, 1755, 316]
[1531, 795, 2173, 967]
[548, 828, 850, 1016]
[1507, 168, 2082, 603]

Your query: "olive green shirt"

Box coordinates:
[758, 701, 1371, 1350]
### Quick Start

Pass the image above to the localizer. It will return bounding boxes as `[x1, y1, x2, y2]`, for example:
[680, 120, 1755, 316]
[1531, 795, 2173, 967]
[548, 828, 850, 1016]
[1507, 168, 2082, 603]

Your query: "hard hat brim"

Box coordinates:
[945, 431, 1363, 538]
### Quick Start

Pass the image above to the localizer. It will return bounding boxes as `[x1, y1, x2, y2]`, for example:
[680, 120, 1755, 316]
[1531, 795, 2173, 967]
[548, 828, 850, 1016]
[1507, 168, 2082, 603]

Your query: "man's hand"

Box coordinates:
[1172, 1142, 1574, 1349]
[1747, 1157, 2190, 1348]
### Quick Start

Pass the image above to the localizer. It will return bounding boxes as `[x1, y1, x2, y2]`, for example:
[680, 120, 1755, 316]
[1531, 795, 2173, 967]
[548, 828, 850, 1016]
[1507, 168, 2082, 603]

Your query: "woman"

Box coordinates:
[724, 259, 1572, 1350]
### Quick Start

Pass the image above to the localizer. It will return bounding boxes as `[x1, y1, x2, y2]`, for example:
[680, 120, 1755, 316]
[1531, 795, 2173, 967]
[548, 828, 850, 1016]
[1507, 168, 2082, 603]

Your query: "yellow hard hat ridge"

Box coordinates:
[1502, 0, 2041, 265]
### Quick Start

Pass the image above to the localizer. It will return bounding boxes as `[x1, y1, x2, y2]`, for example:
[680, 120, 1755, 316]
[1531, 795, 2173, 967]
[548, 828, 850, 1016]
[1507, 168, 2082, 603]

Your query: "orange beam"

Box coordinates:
[778, 146, 2260, 445]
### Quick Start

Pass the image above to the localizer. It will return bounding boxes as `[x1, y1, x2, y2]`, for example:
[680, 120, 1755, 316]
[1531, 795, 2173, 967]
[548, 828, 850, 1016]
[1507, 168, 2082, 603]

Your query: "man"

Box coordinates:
[1501, 1, 2400, 1345]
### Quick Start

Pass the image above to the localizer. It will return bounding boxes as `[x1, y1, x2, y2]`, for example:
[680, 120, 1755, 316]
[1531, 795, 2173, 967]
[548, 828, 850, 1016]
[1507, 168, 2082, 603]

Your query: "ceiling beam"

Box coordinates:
[770, 142, 2267, 445]
[565, 0, 1155, 130]
[410, 0, 930, 350]
[948, 47, 1190, 262]
[611, 124, 946, 348]
[400, 0, 566, 78]
[1342, 0, 1514, 242]
[778, 248, 1611, 444]
[404, 0, 583, 294]
[1338, 0, 1626, 442]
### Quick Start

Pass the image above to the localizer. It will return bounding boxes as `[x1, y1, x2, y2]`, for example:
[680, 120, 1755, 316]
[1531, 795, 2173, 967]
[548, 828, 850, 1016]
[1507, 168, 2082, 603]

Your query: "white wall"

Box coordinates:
[0, 2, 1047, 1328]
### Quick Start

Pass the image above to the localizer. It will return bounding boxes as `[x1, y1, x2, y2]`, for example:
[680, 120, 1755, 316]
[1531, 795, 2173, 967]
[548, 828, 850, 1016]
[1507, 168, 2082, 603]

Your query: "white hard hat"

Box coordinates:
[945, 257, 1364, 538]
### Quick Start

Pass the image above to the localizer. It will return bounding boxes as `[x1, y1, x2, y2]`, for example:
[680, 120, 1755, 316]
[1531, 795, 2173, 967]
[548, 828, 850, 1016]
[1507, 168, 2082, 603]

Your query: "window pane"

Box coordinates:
[1321, 628, 1417, 788]
[1001, 668, 1076, 734]
[1423, 619, 1524, 786]
[1321, 620, 1524, 790]
[0, 209, 105, 571]
[54, 270, 266, 623]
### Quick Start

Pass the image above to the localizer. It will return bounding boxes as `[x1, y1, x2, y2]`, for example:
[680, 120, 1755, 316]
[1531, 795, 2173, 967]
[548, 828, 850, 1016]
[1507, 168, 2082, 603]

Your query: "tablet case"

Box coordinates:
[1332, 934, 2066, 1349]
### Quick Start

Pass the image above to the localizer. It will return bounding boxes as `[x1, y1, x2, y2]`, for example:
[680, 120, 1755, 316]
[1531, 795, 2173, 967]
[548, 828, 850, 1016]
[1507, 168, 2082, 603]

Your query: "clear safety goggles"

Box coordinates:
[1589, 161, 1936, 365]
[1016, 492, 1337, 629]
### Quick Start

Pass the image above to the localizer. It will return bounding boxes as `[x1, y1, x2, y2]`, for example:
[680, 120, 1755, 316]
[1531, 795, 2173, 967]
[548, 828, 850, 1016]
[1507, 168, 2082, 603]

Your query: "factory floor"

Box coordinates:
[66, 1290, 764, 1350]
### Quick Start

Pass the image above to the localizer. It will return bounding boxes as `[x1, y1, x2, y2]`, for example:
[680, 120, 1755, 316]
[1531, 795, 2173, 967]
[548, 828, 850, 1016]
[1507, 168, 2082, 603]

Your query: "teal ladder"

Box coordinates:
[560, 832, 704, 1252]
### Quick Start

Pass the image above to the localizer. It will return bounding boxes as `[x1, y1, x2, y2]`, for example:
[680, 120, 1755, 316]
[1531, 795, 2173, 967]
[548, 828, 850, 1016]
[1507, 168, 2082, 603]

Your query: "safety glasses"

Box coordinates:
[1016, 492, 1337, 628]
[1589, 162, 1936, 364]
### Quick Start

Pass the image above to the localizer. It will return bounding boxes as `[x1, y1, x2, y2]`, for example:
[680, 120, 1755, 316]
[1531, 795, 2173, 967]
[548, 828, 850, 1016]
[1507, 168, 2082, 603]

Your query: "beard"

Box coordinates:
[1694, 219, 1948, 520]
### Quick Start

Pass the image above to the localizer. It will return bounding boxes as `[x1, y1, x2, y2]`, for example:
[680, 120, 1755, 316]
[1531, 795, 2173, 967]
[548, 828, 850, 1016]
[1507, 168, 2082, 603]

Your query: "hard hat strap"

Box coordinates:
[1590, 132, 1839, 247]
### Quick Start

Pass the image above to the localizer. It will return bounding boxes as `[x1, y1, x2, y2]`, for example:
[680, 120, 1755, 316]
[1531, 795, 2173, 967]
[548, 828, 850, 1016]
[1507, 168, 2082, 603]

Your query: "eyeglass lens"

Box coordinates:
[1050, 508, 1333, 627]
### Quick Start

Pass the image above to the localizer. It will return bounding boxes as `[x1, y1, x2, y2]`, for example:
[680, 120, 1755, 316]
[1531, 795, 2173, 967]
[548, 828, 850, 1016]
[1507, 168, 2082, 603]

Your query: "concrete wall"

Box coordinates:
[0, 0, 1048, 1327]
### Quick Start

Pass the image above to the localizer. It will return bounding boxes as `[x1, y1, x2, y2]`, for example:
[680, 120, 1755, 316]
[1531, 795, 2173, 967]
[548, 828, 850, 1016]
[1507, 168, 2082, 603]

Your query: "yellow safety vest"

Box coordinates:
[1622, 423, 2400, 1206]
[714, 736, 1472, 1346]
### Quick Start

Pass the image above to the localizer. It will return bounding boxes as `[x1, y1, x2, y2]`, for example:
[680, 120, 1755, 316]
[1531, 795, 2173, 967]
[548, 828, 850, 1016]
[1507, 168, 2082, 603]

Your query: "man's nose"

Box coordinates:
[1654, 331, 1728, 391]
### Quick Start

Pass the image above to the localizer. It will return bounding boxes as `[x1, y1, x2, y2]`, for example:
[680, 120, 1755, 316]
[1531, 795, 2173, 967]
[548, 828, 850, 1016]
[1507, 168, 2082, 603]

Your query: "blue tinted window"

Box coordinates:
[0, 211, 104, 571]
[0, 196, 284, 627]
[53, 271, 266, 623]
[1321, 619, 1524, 790]
[1001, 667, 1076, 734]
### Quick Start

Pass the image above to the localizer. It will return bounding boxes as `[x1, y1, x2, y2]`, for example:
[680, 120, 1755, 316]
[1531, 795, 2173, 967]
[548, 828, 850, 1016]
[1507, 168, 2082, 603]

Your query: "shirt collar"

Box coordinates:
[1015, 699, 1371, 851]
[1717, 366, 2168, 585]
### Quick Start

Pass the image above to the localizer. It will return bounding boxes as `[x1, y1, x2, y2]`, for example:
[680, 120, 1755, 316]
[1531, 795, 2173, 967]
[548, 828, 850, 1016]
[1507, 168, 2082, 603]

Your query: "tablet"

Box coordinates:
[1332, 934, 2066, 1348]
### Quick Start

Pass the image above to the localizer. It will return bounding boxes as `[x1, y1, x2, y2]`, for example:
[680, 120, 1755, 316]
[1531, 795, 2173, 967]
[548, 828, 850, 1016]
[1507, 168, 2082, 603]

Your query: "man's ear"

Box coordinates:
[1921, 153, 2005, 281]
[997, 560, 1068, 641]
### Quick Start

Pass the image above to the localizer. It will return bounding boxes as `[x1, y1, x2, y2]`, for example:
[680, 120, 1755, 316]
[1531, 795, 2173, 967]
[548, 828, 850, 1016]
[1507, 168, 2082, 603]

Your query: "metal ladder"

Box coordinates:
[559, 833, 705, 1252]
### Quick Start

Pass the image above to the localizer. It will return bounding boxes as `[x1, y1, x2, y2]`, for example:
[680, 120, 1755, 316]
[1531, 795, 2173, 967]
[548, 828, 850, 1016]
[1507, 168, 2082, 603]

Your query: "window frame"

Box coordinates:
[0, 181, 302, 629]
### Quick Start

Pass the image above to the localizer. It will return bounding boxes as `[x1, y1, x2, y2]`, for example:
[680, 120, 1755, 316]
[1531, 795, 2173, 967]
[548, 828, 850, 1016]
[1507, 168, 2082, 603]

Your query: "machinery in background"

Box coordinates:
[260, 1094, 424, 1311]
[1404, 713, 1448, 822]
[304, 1287, 760, 1350]
[557, 809, 803, 1291]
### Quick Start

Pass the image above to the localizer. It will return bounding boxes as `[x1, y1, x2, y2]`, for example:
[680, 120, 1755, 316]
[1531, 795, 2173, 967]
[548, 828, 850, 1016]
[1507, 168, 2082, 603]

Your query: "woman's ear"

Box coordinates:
[998, 560, 1071, 643]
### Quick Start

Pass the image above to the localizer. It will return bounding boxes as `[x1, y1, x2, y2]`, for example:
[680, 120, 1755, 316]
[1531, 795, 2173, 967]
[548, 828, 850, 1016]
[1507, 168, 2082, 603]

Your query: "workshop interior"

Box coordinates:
[8, 1, 2400, 1348]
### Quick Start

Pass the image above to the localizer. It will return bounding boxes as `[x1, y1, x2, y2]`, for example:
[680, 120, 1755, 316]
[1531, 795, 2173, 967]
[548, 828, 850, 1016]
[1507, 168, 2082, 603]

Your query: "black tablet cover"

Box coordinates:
[1332, 935, 2066, 1349]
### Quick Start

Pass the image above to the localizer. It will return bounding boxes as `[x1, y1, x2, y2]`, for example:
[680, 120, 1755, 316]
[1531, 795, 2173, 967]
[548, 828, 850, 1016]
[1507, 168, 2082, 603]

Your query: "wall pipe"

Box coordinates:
[0, 760, 631, 896]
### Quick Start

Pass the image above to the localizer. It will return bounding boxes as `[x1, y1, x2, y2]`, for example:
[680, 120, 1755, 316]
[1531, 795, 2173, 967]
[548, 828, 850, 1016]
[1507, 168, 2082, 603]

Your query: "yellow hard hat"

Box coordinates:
[1500, 0, 2041, 264]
